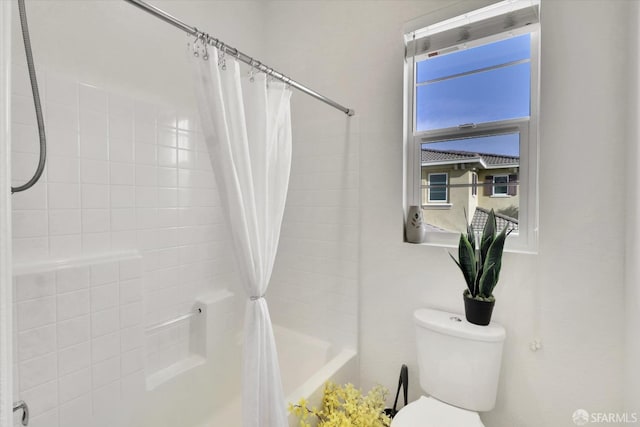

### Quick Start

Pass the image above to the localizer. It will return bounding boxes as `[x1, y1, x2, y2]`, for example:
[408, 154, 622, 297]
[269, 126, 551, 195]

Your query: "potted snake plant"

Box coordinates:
[449, 209, 510, 326]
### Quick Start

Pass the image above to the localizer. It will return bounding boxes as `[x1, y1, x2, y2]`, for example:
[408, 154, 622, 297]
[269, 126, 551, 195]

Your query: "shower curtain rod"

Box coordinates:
[123, 0, 355, 116]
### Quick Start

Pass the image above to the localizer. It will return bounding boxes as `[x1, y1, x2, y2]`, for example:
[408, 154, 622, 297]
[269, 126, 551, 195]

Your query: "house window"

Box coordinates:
[404, 0, 539, 252]
[493, 175, 508, 196]
[472, 172, 478, 197]
[428, 173, 448, 203]
[488, 174, 519, 196]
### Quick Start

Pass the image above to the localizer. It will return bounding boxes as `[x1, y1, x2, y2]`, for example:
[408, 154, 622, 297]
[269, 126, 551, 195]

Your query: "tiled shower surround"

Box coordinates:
[269, 117, 359, 351]
[10, 62, 238, 325]
[9, 61, 358, 426]
[13, 255, 144, 427]
[10, 63, 241, 426]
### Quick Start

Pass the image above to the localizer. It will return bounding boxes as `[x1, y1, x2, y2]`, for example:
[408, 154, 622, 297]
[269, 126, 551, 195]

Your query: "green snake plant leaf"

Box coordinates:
[464, 208, 476, 251]
[480, 209, 497, 265]
[478, 262, 496, 299]
[466, 221, 476, 253]
[479, 224, 509, 297]
[451, 233, 476, 295]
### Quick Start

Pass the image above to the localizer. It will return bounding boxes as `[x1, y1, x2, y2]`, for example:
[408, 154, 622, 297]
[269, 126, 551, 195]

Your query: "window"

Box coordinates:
[472, 172, 478, 197]
[493, 175, 508, 196]
[415, 34, 532, 133]
[404, 0, 539, 252]
[490, 174, 518, 196]
[427, 173, 448, 203]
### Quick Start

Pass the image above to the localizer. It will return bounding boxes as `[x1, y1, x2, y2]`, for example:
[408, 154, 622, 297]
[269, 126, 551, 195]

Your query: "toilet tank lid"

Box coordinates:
[414, 308, 506, 342]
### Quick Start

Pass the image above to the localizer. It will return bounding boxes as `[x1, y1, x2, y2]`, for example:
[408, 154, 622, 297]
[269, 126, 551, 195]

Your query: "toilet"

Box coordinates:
[391, 308, 506, 427]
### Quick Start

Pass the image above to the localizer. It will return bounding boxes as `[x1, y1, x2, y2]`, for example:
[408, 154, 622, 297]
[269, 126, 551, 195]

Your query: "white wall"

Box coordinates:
[11, 0, 267, 110]
[266, 1, 628, 426]
[262, 4, 362, 352]
[626, 0, 640, 414]
[268, 113, 360, 352]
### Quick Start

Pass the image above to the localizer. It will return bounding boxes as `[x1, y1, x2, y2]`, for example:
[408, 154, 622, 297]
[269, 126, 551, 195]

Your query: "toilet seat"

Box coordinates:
[390, 396, 485, 427]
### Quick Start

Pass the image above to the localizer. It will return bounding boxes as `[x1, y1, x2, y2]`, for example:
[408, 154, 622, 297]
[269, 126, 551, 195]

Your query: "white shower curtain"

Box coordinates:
[189, 45, 292, 427]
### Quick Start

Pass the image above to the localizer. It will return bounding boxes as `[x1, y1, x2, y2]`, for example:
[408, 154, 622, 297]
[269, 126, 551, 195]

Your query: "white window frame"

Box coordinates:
[403, 0, 539, 253]
[427, 172, 448, 203]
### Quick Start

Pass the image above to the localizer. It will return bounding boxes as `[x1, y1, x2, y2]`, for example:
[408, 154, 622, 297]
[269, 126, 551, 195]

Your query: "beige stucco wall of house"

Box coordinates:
[421, 166, 519, 232]
[421, 166, 475, 232]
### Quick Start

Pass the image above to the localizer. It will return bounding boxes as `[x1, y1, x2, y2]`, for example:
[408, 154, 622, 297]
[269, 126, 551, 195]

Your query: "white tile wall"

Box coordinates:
[12, 255, 143, 427]
[11, 66, 241, 425]
[269, 117, 360, 351]
[11, 68, 237, 292]
[11, 62, 233, 270]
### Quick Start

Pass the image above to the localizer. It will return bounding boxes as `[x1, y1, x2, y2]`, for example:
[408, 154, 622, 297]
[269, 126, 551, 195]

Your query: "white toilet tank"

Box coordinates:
[414, 308, 506, 412]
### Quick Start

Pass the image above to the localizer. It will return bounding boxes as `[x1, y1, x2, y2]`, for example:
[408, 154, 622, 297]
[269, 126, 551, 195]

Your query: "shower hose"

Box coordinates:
[12, 0, 46, 194]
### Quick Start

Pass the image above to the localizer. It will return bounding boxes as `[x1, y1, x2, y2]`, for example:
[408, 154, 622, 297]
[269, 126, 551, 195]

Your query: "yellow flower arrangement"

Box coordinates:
[289, 381, 391, 427]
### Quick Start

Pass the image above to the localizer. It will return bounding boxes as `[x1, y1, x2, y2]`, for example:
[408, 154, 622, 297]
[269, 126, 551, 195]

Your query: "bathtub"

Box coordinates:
[201, 325, 357, 427]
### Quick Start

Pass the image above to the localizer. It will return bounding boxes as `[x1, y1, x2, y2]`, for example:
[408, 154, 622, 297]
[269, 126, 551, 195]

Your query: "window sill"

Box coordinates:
[423, 203, 452, 210]
[403, 238, 537, 255]
[490, 194, 511, 198]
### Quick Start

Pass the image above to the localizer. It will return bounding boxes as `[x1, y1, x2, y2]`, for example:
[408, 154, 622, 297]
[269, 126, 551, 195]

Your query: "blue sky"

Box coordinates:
[416, 33, 531, 150]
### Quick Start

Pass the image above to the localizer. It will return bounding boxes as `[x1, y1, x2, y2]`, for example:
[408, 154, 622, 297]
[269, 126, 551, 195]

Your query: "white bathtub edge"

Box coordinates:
[145, 354, 207, 391]
[285, 347, 357, 405]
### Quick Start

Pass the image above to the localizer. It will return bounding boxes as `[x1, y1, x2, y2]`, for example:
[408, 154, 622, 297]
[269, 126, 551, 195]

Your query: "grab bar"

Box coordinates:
[145, 307, 202, 333]
[13, 400, 29, 426]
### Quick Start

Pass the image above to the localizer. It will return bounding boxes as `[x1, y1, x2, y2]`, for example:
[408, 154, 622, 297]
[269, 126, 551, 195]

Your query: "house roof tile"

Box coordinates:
[471, 207, 519, 234]
[421, 149, 519, 167]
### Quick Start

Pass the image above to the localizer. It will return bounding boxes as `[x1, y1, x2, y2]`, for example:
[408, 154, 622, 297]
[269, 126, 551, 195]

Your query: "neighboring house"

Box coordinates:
[421, 148, 519, 234]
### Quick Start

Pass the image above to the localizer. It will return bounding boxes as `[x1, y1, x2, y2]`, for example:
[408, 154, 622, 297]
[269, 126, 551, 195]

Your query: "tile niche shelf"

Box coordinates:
[144, 289, 236, 391]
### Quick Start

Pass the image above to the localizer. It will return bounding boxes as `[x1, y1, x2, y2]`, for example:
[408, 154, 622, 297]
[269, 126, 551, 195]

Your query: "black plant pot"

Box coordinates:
[463, 294, 495, 326]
